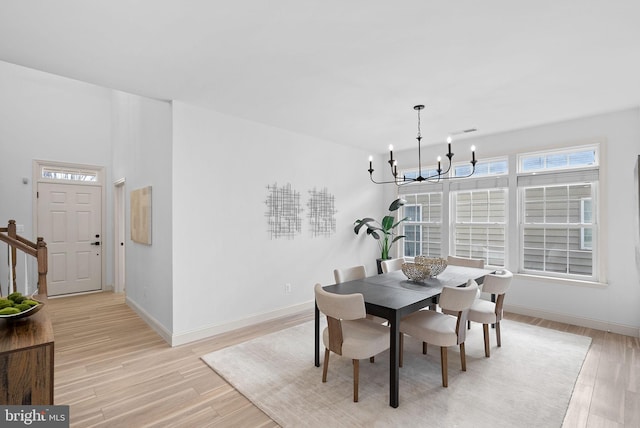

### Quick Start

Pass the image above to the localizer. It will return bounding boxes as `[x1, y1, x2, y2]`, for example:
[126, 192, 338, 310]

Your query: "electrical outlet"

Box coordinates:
[285, 283, 292, 293]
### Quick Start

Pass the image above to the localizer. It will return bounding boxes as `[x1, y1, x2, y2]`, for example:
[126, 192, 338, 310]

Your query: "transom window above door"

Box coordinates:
[41, 166, 98, 182]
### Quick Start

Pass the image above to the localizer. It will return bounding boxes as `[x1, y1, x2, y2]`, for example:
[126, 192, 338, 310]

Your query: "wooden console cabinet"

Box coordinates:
[0, 306, 54, 405]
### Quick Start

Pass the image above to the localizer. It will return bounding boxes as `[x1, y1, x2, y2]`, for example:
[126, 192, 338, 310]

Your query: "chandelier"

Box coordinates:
[368, 105, 478, 185]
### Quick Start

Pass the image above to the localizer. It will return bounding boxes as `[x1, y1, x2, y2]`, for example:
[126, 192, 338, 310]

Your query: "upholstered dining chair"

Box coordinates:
[442, 256, 484, 320]
[399, 280, 479, 387]
[333, 265, 367, 283]
[468, 270, 513, 357]
[447, 255, 485, 269]
[380, 258, 404, 273]
[314, 283, 390, 402]
[334, 265, 387, 324]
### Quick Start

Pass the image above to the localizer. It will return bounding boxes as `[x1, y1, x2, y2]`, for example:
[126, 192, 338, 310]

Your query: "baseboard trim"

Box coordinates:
[170, 300, 315, 347]
[125, 296, 173, 344]
[128, 298, 640, 346]
[504, 303, 640, 338]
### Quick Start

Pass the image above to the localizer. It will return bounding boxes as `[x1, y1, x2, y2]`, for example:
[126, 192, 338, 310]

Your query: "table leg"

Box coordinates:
[491, 294, 496, 329]
[389, 312, 400, 408]
[315, 302, 320, 367]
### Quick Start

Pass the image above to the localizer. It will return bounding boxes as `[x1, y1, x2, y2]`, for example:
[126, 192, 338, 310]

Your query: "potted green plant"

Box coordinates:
[354, 198, 408, 273]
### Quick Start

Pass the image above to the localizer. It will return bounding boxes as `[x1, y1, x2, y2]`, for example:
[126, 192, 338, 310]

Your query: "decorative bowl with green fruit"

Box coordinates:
[0, 292, 44, 320]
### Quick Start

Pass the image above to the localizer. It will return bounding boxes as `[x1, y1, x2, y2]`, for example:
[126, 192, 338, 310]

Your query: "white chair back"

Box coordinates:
[334, 265, 366, 284]
[447, 256, 485, 269]
[381, 258, 404, 273]
[438, 280, 479, 312]
[314, 283, 366, 321]
[481, 270, 513, 295]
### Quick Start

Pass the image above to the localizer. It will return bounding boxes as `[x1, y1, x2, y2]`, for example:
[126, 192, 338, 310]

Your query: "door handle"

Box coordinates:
[91, 241, 101, 246]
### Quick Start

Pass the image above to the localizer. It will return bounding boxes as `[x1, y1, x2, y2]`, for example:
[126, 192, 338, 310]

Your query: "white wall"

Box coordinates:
[111, 91, 174, 335]
[0, 61, 112, 295]
[0, 60, 387, 345]
[170, 101, 382, 343]
[396, 108, 640, 334]
[5, 59, 636, 341]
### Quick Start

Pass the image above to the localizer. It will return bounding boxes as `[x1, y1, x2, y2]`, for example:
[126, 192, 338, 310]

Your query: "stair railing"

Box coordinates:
[0, 219, 48, 297]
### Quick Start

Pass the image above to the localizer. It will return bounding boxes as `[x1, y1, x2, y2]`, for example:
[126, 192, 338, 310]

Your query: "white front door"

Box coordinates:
[37, 182, 102, 296]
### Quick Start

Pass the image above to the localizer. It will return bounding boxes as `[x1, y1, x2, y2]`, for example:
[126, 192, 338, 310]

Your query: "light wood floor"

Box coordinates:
[46, 292, 639, 427]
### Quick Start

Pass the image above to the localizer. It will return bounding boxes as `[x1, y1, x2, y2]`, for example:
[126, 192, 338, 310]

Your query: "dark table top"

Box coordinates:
[322, 266, 494, 312]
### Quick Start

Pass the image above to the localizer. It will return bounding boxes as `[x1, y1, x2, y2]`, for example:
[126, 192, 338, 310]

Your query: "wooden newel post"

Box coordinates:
[8, 220, 17, 294]
[36, 237, 48, 298]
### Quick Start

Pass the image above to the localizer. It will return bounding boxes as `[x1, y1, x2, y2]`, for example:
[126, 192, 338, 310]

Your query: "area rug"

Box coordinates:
[202, 319, 591, 427]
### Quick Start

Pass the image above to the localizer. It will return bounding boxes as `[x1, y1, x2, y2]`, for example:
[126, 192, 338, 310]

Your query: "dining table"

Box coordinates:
[314, 264, 494, 408]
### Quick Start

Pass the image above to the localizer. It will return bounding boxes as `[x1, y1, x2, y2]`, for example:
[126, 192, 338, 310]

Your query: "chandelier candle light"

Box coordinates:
[368, 105, 478, 185]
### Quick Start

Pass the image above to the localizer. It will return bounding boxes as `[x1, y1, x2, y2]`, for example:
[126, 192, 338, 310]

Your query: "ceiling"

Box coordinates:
[1, 1, 639, 152]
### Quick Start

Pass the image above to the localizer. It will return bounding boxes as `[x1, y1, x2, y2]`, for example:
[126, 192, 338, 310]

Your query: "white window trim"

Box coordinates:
[580, 198, 592, 251]
[450, 186, 508, 268]
[394, 140, 607, 287]
[404, 204, 423, 258]
[515, 272, 608, 288]
[400, 194, 443, 259]
[517, 180, 601, 283]
[518, 223, 598, 281]
[517, 162, 601, 282]
[452, 155, 509, 178]
[34, 159, 104, 186]
[517, 144, 599, 174]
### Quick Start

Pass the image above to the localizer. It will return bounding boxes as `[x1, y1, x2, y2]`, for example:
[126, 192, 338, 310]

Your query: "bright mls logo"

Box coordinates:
[0, 406, 69, 427]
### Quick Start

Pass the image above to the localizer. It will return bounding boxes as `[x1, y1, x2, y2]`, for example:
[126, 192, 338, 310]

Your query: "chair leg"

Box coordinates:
[467, 320, 471, 330]
[399, 333, 404, 368]
[353, 359, 359, 402]
[322, 348, 330, 382]
[483, 323, 490, 357]
[460, 342, 466, 371]
[370, 356, 375, 363]
[440, 346, 448, 387]
[496, 321, 502, 347]
[423, 341, 428, 355]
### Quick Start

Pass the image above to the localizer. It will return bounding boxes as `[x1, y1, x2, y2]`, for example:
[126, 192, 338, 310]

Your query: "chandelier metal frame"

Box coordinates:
[368, 104, 478, 186]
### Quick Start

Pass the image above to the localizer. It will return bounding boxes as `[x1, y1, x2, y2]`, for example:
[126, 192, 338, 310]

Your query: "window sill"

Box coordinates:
[514, 273, 608, 288]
